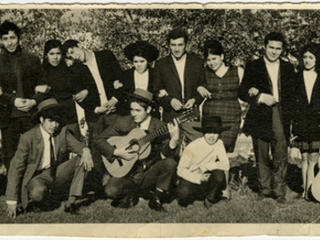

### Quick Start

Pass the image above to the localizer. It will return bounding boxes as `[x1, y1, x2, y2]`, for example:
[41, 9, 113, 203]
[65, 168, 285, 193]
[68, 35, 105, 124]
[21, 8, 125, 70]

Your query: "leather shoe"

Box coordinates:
[276, 196, 287, 204]
[204, 198, 215, 209]
[149, 194, 166, 212]
[64, 203, 79, 214]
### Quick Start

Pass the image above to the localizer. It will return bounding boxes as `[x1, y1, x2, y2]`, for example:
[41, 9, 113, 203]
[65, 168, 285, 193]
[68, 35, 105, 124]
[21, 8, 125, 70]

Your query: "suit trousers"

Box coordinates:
[26, 155, 85, 204]
[1, 117, 34, 171]
[177, 170, 226, 206]
[253, 104, 288, 197]
[105, 158, 177, 201]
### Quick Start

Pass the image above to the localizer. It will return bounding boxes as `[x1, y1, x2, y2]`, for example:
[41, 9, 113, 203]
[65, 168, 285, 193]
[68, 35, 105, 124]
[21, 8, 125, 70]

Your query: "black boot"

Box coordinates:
[149, 189, 166, 212]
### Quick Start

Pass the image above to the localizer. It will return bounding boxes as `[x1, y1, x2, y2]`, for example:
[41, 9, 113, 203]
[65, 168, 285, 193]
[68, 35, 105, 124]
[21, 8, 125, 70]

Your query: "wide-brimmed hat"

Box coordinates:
[32, 98, 69, 122]
[126, 88, 157, 106]
[193, 116, 231, 133]
[124, 41, 159, 62]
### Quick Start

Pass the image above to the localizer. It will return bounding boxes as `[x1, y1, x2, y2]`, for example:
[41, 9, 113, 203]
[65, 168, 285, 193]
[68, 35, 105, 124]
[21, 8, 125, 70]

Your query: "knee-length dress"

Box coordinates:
[203, 66, 241, 152]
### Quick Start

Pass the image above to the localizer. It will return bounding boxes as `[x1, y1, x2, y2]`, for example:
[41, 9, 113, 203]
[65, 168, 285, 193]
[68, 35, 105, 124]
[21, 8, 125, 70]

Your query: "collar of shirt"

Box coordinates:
[40, 124, 52, 141]
[263, 56, 280, 67]
[83, 50, 94, 66]
[171, 53, 187, 65]
[215, 63, 229, 78]
[139, 115, 152, 130]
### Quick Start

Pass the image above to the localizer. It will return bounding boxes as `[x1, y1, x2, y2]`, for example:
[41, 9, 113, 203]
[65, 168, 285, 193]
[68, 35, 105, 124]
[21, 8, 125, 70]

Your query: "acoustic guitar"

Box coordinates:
[102, 108, 199, 178]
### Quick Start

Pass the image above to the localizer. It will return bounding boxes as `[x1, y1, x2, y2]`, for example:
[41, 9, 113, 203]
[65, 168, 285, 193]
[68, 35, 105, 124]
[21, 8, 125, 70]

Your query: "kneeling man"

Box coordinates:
[177, 116, 230, 208]
[94, 89, 179, 212]
[6, 99, 93, 217]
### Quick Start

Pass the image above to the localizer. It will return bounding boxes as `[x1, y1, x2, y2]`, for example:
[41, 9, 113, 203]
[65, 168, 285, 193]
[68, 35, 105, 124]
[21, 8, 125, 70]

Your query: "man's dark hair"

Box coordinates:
[39, 107, 65, 126]
[129, 98, 151, 111]
[61, 39, 79, 58]
[167, 28, 188, 44]
[264, 32, 285, 47]
[0, 21, 20, 40]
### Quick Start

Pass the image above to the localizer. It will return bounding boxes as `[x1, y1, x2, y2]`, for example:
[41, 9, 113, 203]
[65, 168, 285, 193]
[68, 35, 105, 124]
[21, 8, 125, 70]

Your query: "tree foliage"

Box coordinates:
[0, 8, 318, 69]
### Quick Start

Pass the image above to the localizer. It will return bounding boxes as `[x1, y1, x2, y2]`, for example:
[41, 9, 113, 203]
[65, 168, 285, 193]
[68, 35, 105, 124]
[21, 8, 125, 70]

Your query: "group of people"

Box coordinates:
[0, 19, 318, 218]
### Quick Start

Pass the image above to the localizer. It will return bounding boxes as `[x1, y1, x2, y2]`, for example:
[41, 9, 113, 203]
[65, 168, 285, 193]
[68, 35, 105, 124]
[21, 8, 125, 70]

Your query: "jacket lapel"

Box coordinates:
[167, 56, 181, 87]
[184, 53, 191, 81]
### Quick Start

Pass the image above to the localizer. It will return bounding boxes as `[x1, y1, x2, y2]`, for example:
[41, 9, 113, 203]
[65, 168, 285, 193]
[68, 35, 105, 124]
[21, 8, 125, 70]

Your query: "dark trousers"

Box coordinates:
[177, 170, 226, 206]
[253, 105, 288, 197]
[105, 158, 177, 201]
[26, 156, 85, 204]
[1, 117, 34, 171]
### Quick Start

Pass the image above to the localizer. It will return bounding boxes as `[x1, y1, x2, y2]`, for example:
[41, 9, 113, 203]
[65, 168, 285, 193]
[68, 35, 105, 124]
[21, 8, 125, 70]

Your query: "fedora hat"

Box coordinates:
[32, 98, 69, 122]
[124, 41, 159, 62]
[193, 116, 231, 133]
[126, 88, 157, 106]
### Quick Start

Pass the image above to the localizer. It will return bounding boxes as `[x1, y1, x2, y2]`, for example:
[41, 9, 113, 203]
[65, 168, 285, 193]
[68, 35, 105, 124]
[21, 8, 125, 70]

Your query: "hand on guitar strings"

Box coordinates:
[114, 144, 138, 161]
[168, 118, 180, 148]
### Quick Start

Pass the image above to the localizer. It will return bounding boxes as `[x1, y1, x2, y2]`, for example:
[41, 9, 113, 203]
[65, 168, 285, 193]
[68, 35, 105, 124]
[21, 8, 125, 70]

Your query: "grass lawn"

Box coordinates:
[0, 134, 319, 224]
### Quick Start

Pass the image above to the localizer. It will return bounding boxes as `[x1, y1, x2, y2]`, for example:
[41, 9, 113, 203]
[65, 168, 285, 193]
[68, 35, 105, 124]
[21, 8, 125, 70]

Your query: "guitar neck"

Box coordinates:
[138, 124, 169, 146]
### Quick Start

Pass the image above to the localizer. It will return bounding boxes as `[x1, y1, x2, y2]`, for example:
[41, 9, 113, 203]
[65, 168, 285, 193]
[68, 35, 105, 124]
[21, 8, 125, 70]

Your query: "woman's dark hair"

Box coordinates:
[203, 40, 224, 59]
[0, 21, 20, 40]
[42, 39, 63, 68]
[299, 42, 320, 72]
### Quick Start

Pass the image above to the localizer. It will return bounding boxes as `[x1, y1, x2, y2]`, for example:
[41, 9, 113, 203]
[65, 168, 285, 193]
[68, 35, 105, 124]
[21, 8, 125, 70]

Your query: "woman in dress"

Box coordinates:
[198, 40, 242, 153]
[119, 41, 160, 118]
[291, 43, 320, 200]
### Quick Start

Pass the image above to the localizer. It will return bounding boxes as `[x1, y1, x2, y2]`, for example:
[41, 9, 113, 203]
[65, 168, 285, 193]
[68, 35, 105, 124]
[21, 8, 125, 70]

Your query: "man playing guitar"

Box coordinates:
[94, 88, 180, 212]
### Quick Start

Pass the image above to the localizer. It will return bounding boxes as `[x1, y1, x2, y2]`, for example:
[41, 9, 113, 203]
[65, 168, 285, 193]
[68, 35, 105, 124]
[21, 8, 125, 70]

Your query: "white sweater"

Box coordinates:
[177, 138, 230, 184]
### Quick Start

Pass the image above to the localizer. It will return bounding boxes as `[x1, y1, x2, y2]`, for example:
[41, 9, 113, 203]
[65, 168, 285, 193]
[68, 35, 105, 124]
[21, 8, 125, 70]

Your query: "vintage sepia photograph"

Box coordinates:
[0, 2, 320, 237]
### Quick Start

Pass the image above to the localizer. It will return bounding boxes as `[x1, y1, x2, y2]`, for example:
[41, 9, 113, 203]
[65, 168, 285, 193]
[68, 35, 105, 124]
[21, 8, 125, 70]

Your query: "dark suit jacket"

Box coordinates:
[68, 50, 122, 122]
[153, 53, 205, 122]
[94, 115, 178, 172]
[291, 71, 320, 142]
[5, 125, 85, 209]
[0, 49, 45, 128]
[238, 57, 296, 142]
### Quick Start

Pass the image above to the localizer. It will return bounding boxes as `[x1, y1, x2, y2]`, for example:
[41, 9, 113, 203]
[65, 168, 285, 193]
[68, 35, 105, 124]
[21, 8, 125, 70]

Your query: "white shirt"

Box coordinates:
[303, 70, 317, 104]
[38, 125, 55, 171]
[177, 138, 230, 184]
[172, 54, 187, 99]
[264, 56, 280, 102]
[134, 69, 149, 91]
[139, 115, 151, 130]
[85, 51, 108, 106]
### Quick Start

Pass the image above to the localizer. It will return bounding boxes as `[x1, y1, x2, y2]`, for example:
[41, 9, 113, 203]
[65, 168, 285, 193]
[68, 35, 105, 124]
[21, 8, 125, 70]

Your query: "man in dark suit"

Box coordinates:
[153, 28, 205, 141]
[61, 40, 122, 176]
[238, 32, 296, 203]
[6, 99, 94, 218]
[0, 21, 46, 171]
[94, 89, 179, 212]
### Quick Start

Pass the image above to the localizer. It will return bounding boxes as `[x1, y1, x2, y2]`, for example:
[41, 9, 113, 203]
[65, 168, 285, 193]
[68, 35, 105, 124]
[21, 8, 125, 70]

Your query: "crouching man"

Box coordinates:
[94, 89, 179, 212]
[177, 116, 230, 208]
[6, 98, 93, 218]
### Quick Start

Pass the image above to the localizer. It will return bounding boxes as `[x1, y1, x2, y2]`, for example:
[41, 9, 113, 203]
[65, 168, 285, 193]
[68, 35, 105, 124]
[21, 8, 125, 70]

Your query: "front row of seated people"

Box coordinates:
[6, 89, 230, 217]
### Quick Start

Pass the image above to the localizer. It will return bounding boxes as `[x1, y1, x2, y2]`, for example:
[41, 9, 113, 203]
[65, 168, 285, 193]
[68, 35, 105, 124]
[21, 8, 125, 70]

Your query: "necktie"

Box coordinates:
[49, 136, 56, 180]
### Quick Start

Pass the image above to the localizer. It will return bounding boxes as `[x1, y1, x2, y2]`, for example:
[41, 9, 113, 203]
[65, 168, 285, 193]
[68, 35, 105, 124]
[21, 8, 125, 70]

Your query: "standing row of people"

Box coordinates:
[1, 19, 319, 218]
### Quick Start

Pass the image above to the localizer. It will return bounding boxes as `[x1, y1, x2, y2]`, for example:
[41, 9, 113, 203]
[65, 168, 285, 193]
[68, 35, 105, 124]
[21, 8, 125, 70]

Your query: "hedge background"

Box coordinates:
[0, 8, 319, 70]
